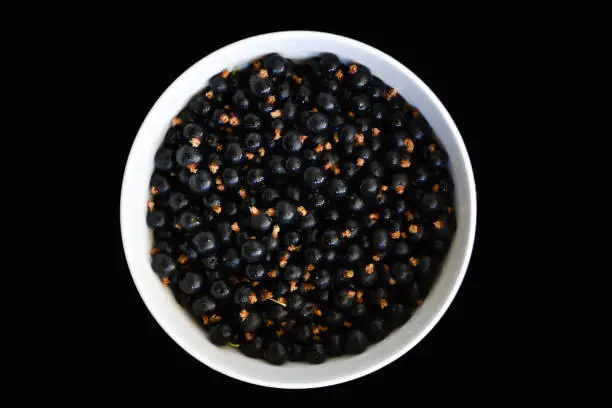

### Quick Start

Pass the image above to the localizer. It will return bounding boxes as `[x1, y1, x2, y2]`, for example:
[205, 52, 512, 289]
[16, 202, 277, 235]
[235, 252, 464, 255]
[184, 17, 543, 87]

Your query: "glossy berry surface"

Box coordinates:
[146, 55, 456, 364]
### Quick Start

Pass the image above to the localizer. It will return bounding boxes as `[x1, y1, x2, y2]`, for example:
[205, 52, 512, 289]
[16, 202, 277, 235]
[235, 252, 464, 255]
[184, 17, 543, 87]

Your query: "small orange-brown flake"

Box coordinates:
[274, 129, 282, 140]
[221, 69, 230, 79]
[303, 283, 314, 292]
[297, 206, 308, 216]
[404, 211, 414, 221]
[416, 299, 423, 306]
[189, 137, 201, 147]
[276, 329, 285, 337]
[371, 127, 381, 137]
[161, 276, 170, 285]
[261, 289, 273, 300]
[208, 163, 219, 174]
[323, 162, 333, 172]
[365, 263, 375, 274]
[150, 186, 159, 195]
[333, 133, 340, 143]
[288, 245, 301, 252]
[239, 189, 247, 199]
[187, 163, 198, 174]
[270, 109, 282, 118]
[429, 144, 436, 152]
[289, 281, 298, 292]
[278, 297, 287, 305]
[381, 185, 389, 192]
[229, 116, 240, 127]
[383, 264, 389, 272]
[265, 319, 274, 327]
[410, 257, 419, 266]
[245, 332, 254, 341]
[178, 254, 188, 264]
[292, 74, 302, 84]
[171, 117, 183, 127]
[202, 315, 209, 325]
[433, 220, 444, 229]
[313, 307, 322, 317]
[355, 133, 365, 146]
[306, 264, 315, 272]
[212, 204, 222, 214]
[239, 309, 249, 321]
[343, 320, 352, 327]
[315, 144, 324, 153]
[369, 213, 379, 220]
[265, 208, 276, 216]
[311, 107, 318, 112]
[400, 159, 411, 168]
[348, 111, 355, 118]
[401, 232, 408, 238]
[266, 95, 276, 105]
[343, 269, 354, 279]
[303, 271, 311, 281]
[252, 281, 260, 287]
[372, 253, 381, 262]
[356, 158, 365, 167]
[231, 222, 240, 232]
[356, 291, 364, 303]
[380, 299, 388, 309]
[394, 185, 405, 194]
[205, 90, 214, 99]
[258, 147, 266, 157]
[391, 231, 400, 239]
[342, 229, 352, 238]
[447, 207, 453, 214]
[151, 247, 160, 255]
[210, 314, 221, 323]
[324, 142, 332, 150]
[313, 326, 320, 335]
[347, 290, 356, 299]
[332, 165, 340, 175]
[253, 60, 261, 70]
[174, 223, 181, 230]
[147, 201, 155, 212]
[348, 64, 358, 74]
[245, 152, 255, 160]
[299, 134, 309, 143]
[280, 321, 287, 327]
[267, 269, 278, 279]
[216, 144, 223, 151]
[384, 88, 398, 101]
[409, 225, 419, 234]
[279, 254, 289, 268]
[432, 184, 440, 192]
[248, 292, 258, 304]
[389, 277, 397, 285]
[405, 138, 415, 153]
[272, 225, 280, 239]
[335, 69, 343, 80]
[412, 109, 422, 118]
[258, 69, 269, 78]
[219, 113, 229, 124]
[215, 177, 222, 185]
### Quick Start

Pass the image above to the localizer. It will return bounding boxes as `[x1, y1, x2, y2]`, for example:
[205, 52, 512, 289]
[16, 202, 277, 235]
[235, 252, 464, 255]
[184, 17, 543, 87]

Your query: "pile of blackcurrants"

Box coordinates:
[147, 53, 456, 365]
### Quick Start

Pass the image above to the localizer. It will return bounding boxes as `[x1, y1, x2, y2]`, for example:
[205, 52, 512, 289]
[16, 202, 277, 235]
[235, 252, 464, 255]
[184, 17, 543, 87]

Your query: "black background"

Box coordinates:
[113, 27, 494, 400]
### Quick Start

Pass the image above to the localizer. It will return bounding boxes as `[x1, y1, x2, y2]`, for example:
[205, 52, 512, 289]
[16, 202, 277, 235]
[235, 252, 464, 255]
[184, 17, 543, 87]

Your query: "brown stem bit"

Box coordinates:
[178, 254, 188, 264]
[210, 315, 221, 323]
[221, 69, 229, 79]
[356, 291, 363, 303]
[272, 225, 280, 239]
[379, 299, 388, 309]
[171, 117, 183, 127]
[274, 129, 282, 140]
[189, 137, 201, 147]
[343, 270, 354, 279]
[150, 186, 159, 195]
[205, 90, 214, 99]
[239, 189, 247, 199]
[245, 152, 255, 160]
[270, 110, 282, 118]
[371, 127, 381, 137]
[410, 257, 419, 266]
[212, 204, 222, 214]
[372, 253, 381, 262]
[365, 264, 375, 274]
[356, 158, 365, 167]
[390, 231, 400, 239]
[265, 208, 276, 216]
[229, 116, 240, 127]
[147, 201, 155, 212]
[289, 281, 298, 292]
[245, 332, 254, 341]
[400, 159, 411, 168]
[341, 229, 352, 238]
[267, 269, 278, 278]
[266, 95, 276, 105]
[161, 277, 170, 285]
[409, 225, 419, 234]
[348, 64, 358, 74]
[239, 309, 249, 321]
[297, 206, 308, 216]
[187, 163, 198, 174]
[429, 144, 436, 152]
[405, 138, 415, 153]
[208, 163, 219, 174]
[433, 220, 444, 229]
[306, 264, 315, 272]
[258, 69, 269, 78]
[231, 222, 240, 232]
[389, 277, 397, 285]
[335, 69, 343, 80]
[258, 147, 266, 157]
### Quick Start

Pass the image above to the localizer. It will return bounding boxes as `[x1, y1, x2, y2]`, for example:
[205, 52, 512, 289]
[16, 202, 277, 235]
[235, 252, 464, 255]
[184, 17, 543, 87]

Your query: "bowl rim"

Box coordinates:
[120, 30, 477, 388]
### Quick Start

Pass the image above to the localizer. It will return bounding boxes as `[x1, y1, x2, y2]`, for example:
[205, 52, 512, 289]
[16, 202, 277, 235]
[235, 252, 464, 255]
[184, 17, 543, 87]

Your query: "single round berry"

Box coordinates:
[321, 229, 340, 249]
[192, 231, 216, 255]
[249, 73, 272, 98]
[282, 131, 304, 153]
[241, 240, 265, 263]
[241, 335, 264, 358]
[288, 343, 305, 361]
[234, 285, 258, 308]
[210, 280, 231, 300]
[275, 200, 296, 225]
[168, 192, 189, 212]
[295, 324, 313, 343]
[191, 295, 215, 315]
[306, 343, 327, 364]
[188, 171, 213, 194]
[154, 148, 174, 171]
[150, 173, 171, 195]
[360, 177, 379, 196]
[179, 272, 204, 295]
[240, 310, 262, 332]
[267, 304, 288, 321]
[328, 178, 348, 199]
[178, 210, 200, 231]
[146, 211, 165, 229]
[334, 287, 356, 309]
[246, 168, 266, 190]
[175, 145, 202, 168]
[263, 53, 290, 76]
[151, 253, 177, 277]
[391, 262, 414, 284]
[209, 324, 233, 346]
[282, 264, 302, 282]
[285, 156, 303, 173]
[265, 341, 288, 365]
[225, 142, 243, 164]
[303, 166, 327, 190]
[345, 330, 369, 354]
[306, 112, 329, 133]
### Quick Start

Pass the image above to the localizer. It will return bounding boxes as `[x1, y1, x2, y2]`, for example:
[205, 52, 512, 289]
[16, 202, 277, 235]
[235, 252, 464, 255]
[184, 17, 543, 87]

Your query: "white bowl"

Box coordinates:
[120, 30, 477, 389]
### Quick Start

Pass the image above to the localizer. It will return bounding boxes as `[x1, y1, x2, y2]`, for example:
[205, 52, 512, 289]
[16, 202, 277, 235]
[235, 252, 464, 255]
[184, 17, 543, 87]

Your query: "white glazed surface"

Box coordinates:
[120, 31, 477, 389]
